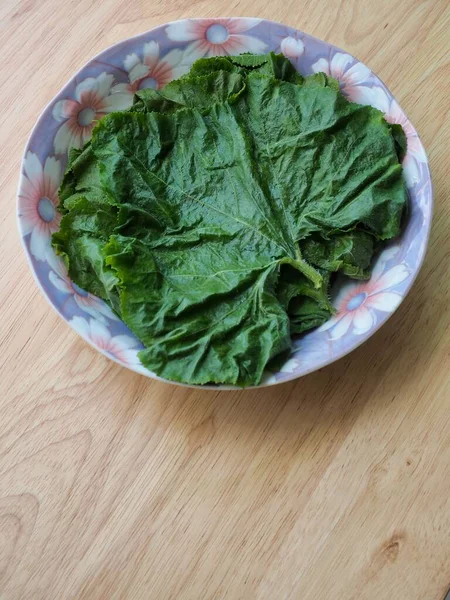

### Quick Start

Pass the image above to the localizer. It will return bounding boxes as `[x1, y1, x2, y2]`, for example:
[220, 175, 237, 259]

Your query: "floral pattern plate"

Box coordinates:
[17, 18, 432, 388]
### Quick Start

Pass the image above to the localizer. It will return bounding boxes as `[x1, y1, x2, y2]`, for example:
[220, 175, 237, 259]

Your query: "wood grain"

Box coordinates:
[0, 1, 449, 599]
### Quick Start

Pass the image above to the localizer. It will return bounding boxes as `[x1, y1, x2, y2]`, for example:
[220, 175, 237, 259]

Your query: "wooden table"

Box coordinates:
[1, 1, 449, 599]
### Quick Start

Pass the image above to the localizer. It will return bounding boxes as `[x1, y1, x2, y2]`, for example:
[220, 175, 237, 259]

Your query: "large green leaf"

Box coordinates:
[53, 53, 407, 386]
[232, 73, 406, 241]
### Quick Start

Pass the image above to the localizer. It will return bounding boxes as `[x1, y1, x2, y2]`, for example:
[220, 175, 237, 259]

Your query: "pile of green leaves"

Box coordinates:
[53, 52, 407, 386]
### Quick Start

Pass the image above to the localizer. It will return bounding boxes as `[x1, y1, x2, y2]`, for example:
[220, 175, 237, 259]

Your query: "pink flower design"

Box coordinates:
[165, 18, 267, 62]
[112, 41, 187, 97]
[351, 86, 427, 187]
[47, 251, 118, 323]
[52, 73, 131, 153]
[280, 36, 305, 59]
[311, 53, 371, 102]
[18, 151, 62, 261]
[319, 248, 409, 340]
[70, 316, 146, 370]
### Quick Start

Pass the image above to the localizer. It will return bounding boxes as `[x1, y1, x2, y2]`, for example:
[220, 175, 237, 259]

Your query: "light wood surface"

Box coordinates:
[1, 1, 449, 599]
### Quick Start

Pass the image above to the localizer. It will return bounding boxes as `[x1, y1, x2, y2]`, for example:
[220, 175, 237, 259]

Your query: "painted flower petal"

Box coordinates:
[111, 82, 133, 95]
[89, 319, 111, 347]
[387, 99, 408, 127]
[119, 348, 146, 370]
[49, 270, 72, 293]
[205, 44, 230, 58]
[52, 99, 80, 122]
[182, 39, 210, 63]
[329, 313, 353, 339]
[171, 64, 191, 80]
[318, 314, 340, 331]
[43, 156, 61, 192]
[30, 224, 50, 261]
[18, 198, 40, 236]
[370, 246, 400, 282]
[124, 52, 141, 73]
[343, 61, 371, 86]
[407, 135, 427, 162]
[160, 47, 184, 68]
[75, 77, 99, 103]
[226, 17, 261, 34]
[374, 264, 410, 291]
[70, 315, 91, 339]
[366, 291, 403, 312]
[81, 126, 94, 147]
[344, 85, 371, 104]
[96, 72, 115, 99]
[280, 36, 305, 58]
[74, 293, 119, 323]
[352, 85, 389, 112]
[352, 305, 375, 334]
[94, 300, 120, 321]
[347, 84, 372, 106]
[111, 334, 140, 350]
[402, 153, 421, 188]
[129, 62, 150, 84]
[380, 245, 401, 263]
[101, 92, 134, 112]
[54, 121, 78, 153]
[226, 33, 267, 55]
[311, 58, 330, 76]
[23, 151, 43, 184]
[143, 41, 160, 71]
[330, 53, 353, 79]
[73, 296, 109, 323]
[372, 87, 392, 114]
[165, 20, 203, 42]
[46, 247, 66, 274]
[18, 174, 36, 203]
[295, 335, 333, 362]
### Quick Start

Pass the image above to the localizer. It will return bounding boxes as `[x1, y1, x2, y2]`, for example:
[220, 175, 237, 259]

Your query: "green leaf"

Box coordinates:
[389, 123, 408, 162]
[132, 70, 246, 114]
[187, 56, 242, 77]
[185, 52, 303, 82]
[52, 194, 121, 312]
[227, 54, 271, 68]
[90, 102, 322, 384]
[300, 231, 374, 279]
[105, 235, 290, 386]
[238, 52, 303, 83]
[289, 296, 333, 334]
[52, 53, 408, 386]
[232, 74, 406, 241]
[277, 265, 333, 334]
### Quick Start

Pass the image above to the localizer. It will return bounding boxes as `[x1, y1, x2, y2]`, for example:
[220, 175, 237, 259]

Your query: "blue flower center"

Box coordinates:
[78, 107, 95, 127]
[206, 24, 229, 44]
[37, 197, 55, 222]
[72, 282, 89, 297]
[347, 292, 367, 311]
[140, 77, 158, 90]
